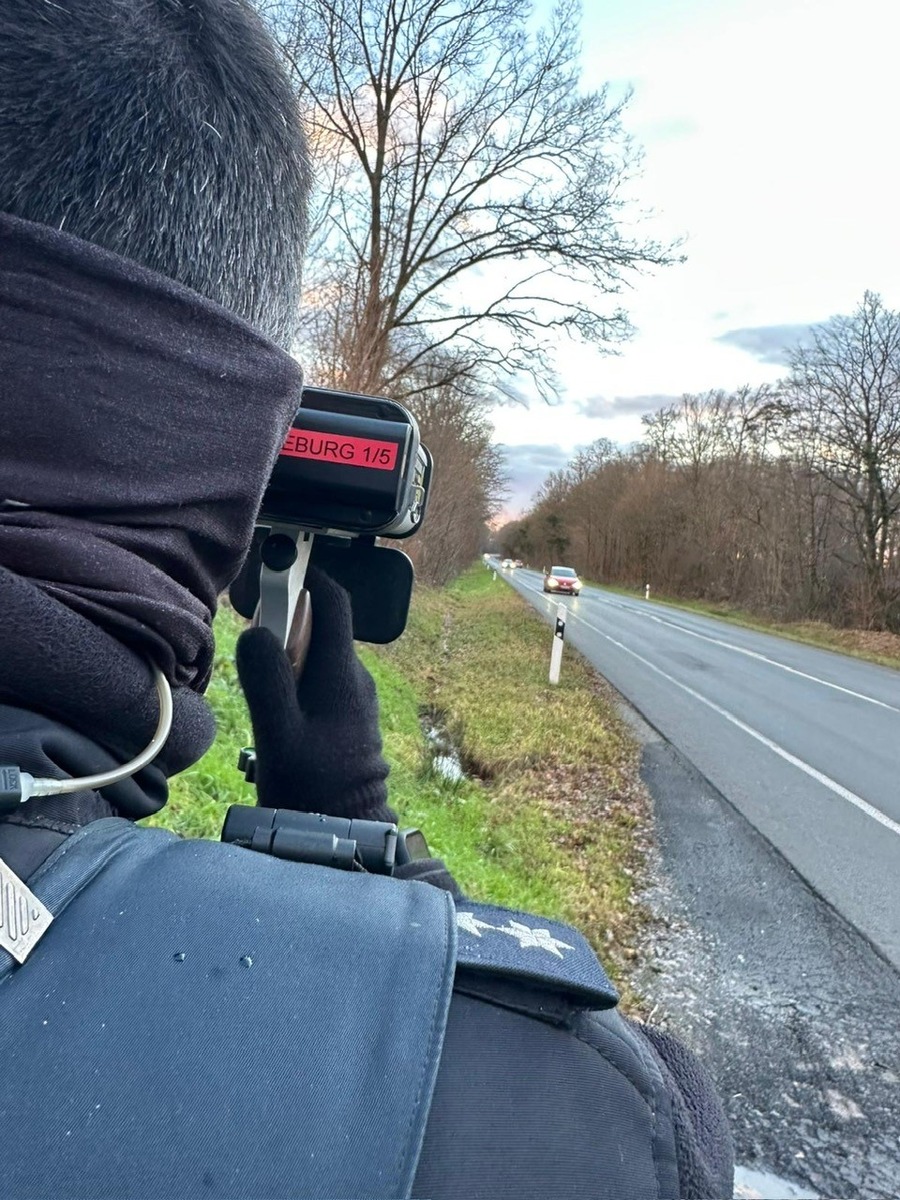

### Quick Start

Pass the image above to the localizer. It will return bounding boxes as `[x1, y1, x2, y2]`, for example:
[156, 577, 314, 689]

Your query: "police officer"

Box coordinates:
[0, 2, 733, 1196]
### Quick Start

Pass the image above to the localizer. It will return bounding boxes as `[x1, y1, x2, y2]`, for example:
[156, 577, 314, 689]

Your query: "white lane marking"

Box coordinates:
[581, 594, 900, 714]
[516, 579, 900, 839]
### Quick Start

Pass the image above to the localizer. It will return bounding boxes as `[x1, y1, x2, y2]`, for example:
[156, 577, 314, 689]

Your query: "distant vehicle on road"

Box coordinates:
[543, 565, 582, 595]
[513, 559, 524, 568]
[501, 558, 516, 569]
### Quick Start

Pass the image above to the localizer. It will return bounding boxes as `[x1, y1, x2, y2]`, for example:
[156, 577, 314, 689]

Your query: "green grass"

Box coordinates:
[359, 649, 597, 914]
[378, 565, 648, 972]
[597, 581, 900, 671]
[388, 569, 632, 775]
[145, 606, 255, 839]
[149, 567, 649, 986]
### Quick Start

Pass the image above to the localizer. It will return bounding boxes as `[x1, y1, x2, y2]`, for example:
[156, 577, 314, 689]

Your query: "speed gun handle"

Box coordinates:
[286, 590, 312, 678]
[255, 527, 314, 678]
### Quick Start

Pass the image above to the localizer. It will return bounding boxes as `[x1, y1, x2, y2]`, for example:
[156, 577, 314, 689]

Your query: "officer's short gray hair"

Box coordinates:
[0, 0, 310, 349]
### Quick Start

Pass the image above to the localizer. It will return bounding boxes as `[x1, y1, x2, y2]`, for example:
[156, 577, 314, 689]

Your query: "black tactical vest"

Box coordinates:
[0, 818, 680, 1198]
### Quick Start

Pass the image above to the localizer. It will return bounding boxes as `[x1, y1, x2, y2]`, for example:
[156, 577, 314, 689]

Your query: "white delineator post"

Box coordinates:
[549, 602, 567, 684]
[644, 583, 650, 600]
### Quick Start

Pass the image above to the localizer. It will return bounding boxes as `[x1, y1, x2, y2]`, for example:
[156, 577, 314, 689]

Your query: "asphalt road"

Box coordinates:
[495, 564, 900, 1196]
[500, 566, 900, 970]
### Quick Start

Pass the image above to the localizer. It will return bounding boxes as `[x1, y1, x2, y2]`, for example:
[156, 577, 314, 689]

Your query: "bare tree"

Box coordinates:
[271, 0, 676, 397]
[395, 361, 508, 584]
[784, 292, 900, 628]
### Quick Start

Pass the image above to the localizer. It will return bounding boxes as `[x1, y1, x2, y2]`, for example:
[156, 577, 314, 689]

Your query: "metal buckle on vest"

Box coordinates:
[0, 854, 54, 963]
[221, 804, 429, 875]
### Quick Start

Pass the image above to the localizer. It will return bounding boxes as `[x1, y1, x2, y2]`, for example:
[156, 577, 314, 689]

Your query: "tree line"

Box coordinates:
[498, 292, 900, 632]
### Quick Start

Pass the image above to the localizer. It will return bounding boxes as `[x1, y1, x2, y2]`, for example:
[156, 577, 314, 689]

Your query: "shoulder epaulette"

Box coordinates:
[452, 898, 618, 1010]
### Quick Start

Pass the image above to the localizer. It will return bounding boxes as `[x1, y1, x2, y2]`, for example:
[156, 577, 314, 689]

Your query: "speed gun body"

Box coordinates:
[230, 387, 433, 651]
[264, 387, 432, 540]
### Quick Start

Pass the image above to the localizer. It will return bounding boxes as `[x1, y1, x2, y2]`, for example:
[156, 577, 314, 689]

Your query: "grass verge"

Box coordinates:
[146, 605, 256, 839]
[150, 567, 651, 993]
[599, 582, 900, 671]
[379, 565, 651, 987]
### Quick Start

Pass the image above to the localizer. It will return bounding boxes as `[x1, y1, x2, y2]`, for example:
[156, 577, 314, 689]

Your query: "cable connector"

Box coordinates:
[0, 765, 34, 815]
[0, 664, 172, 809]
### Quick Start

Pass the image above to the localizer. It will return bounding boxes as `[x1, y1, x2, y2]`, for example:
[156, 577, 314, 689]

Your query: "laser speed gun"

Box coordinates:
[229, 386, 433, 665]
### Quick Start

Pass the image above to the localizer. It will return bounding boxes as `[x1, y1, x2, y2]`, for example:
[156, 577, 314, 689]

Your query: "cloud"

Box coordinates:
[575, 393, 679, 419]
[715, 323, 815, 365]
[496, 443, 573, 517]
[500, 443, 573, 472]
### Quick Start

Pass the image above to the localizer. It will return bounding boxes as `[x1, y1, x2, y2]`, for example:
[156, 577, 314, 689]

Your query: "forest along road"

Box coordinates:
[503, 567, 900, 968]
[500, 565, 900, 1197]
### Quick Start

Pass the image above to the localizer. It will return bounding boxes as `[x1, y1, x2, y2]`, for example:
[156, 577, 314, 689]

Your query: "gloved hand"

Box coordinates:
[235, 566, 395, 823]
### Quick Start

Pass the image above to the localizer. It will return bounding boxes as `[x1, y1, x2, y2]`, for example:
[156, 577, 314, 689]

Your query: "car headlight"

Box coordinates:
[547, 578, 558, 587]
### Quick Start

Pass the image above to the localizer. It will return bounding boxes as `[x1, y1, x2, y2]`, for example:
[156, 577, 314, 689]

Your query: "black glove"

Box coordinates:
[235, 566, 395, 822]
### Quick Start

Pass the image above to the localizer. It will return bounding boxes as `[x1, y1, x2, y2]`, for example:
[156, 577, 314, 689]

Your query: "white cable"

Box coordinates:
[21, 665, 173, 800]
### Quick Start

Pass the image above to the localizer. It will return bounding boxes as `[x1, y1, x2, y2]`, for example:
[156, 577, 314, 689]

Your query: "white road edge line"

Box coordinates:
[592, 595, 900, 714]
[516, 578, 900, 839]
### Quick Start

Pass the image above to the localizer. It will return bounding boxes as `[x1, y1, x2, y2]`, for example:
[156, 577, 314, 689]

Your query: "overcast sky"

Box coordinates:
[493, 0, 899, 516]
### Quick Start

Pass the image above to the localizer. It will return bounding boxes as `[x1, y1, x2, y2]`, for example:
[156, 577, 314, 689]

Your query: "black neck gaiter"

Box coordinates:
[0, 211, 302, 819]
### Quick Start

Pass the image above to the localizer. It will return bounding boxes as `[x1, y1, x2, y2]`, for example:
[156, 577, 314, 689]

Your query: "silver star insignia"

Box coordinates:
[495, 920, 575, 959]
[456, 911, 497, 938]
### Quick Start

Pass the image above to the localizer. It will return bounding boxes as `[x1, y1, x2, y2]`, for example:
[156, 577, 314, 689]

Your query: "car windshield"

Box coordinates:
[550, 567, 576, 577]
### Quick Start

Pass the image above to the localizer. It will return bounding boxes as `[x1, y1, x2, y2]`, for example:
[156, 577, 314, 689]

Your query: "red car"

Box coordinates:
[543, 566, 582, 596]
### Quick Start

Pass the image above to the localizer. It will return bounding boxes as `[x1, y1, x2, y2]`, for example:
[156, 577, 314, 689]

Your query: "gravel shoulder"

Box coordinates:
[627, 709, 900, 1200]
